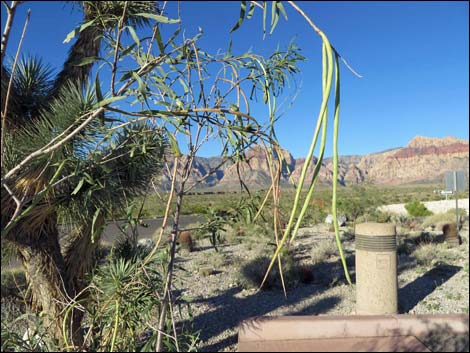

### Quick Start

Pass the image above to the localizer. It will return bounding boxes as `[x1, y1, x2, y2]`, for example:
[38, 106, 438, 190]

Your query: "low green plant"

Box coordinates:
[357, 210, 392, 224]
[82, 252, 199, 352]
[1, 314, 60, 352]
[236, 247, 302, 290]
[405, 200, 433, 217]
[311, 239, 338, 264]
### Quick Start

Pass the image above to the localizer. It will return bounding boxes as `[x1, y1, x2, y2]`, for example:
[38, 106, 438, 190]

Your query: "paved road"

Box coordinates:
[101, 215, 205, 244]
[4, 215, 205, 269]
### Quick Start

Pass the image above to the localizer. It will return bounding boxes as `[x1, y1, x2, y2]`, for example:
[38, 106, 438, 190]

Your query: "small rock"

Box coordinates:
[325, 214, 347, 226]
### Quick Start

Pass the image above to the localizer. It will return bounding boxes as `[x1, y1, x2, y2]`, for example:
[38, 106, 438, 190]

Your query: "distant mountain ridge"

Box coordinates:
[156, 136, 469, 190]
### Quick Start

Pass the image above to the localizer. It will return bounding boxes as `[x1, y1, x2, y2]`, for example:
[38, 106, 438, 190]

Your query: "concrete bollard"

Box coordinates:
[355, 223, 398, 315]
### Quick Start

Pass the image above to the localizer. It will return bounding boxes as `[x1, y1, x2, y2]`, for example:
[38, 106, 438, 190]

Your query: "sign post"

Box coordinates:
[444, 170, 467, 230]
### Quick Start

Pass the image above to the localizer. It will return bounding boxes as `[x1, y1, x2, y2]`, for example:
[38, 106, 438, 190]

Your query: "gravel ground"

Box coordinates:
[378, 198, 469, 215]
[170, 220, 469, 352]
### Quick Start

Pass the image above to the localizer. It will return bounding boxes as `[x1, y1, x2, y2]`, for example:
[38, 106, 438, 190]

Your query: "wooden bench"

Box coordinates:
[238, 314, 469, 352]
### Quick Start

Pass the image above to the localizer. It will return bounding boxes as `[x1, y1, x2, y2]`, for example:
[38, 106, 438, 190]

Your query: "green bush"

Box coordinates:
[85, 254, 199, 352]
[405, 200, 433, 217]
[311, 240, 338, 264]
[236, 247, 303, 290]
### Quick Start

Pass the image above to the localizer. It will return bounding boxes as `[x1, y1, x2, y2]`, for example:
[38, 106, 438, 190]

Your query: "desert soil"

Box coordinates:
[171, 220, 469, 352]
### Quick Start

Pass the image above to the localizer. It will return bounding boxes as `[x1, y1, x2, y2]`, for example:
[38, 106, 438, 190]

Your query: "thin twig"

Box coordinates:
[1, 8, 30, 165]
[110, 1, 128, 96]
[0, 1, 20, 66]
[287, 1, 362, 78]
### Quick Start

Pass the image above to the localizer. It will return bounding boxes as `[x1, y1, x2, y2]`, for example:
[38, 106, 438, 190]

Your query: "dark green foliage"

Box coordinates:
[237, 247, 302, 290]
[405, 200, 433, 217]
[86, 254, 163, 351]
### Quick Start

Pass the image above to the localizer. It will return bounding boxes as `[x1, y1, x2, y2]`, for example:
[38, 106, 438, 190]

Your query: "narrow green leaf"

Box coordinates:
[135, 13, 180, 24]
[230, 1, 247, 33]
[277, 1, 288, 20]
[132, 72, 146, 94]
[71, 178, 85, 196]
[92, 96, 126, 109]
[270, 1, 280, 34]
[178, 78, 188, 94]
[70, 56, 100, 66]
[154, 26, 165, 54]
[126, 26, 140, 49]
[167, 132, 181, 157]
[91, 208, 102, 244]
[121, 43, 138, 56]
[95, 74, 105, 126]
[246, 1, 255, 19]
[262, 1, 267, 38]
[63, 19, 96, 43]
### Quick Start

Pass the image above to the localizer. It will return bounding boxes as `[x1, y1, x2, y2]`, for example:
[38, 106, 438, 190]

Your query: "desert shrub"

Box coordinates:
[111, 236, 138, 261]
[412, 243, 461, 267]
[84, 253, 199, 352]
[236, 247, 302, 290]
[405, 200, 433, 217]
[421, 209, 466, 230]
[389, 213, 409, 225]
[311, 239, 338, 264]
[356, 210, 392, 224]
[1, 313, 60, 352]
[338, 198, 368, 223]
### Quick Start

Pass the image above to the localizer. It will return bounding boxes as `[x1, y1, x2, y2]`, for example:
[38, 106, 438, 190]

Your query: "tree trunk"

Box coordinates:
[14, 216, 69, 342]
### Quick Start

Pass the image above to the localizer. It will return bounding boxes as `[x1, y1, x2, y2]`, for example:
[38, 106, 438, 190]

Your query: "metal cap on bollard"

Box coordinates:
[355, 222, 398, 315]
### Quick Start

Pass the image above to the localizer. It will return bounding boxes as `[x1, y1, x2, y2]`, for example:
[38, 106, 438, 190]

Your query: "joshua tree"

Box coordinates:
[1, 1, 165, 343]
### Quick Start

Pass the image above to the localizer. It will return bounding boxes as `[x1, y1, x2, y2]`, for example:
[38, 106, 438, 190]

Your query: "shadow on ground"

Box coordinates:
[398, 264, 462, 313]
[179, 254, 355, 352]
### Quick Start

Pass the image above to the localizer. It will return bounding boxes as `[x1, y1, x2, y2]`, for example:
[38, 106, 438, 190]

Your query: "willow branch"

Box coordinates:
[1, 8, 30, 165]
[0, 1, 20, 65]
[110, 1, 128, 96]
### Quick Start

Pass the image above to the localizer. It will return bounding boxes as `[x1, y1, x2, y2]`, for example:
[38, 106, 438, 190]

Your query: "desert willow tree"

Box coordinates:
[1, 0, 359, 350]
[0, 0, 302, 349]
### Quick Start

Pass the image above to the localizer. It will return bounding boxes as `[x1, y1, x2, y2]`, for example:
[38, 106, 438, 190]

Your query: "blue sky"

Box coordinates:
[2, 1, 469, 158]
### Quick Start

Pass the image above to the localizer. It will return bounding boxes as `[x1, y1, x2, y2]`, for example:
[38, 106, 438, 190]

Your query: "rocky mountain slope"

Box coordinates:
[157, 136, 469, 190]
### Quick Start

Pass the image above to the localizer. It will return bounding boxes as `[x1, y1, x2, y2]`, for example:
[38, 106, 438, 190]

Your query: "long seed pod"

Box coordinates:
[332, 52, 352, 285]
[260, 32, 334, 289]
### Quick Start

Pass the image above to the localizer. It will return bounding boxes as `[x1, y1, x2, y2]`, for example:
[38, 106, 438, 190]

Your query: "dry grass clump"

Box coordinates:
[421, 209, 467, 231]
[412, 243, 461, 267]
[311, 239, 338, 264]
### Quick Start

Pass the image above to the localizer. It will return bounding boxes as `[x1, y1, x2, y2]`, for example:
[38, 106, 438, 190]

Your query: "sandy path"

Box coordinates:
[378, 198, 469, 216]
